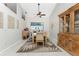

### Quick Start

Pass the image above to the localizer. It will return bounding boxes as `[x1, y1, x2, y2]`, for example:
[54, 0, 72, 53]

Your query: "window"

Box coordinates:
[31, 22, 44, 32]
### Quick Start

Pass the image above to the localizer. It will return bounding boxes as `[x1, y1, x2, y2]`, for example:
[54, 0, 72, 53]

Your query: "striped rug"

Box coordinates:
[17, 41, 62, 53]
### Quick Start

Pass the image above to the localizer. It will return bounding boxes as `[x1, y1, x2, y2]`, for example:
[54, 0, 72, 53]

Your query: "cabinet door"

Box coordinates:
[59, 17, 64, 33]
[59, 14, 70, 33]
[74, 10, 79, 33]
[66, 14, 70, 32]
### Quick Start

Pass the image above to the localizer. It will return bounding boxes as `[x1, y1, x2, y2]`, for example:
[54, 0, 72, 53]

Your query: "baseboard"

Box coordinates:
[0, 40, 21, 54]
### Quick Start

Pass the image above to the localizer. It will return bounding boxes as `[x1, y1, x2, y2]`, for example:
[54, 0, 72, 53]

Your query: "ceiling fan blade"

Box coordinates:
[39, 14, 46, 18]
[41, 14, 46, 16]
[37, 12, 41, 15]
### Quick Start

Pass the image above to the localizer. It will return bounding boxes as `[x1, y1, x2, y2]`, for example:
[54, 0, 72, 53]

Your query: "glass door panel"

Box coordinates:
[59, 17, 64, 33]
[66, 14, 70, 32]
[74, 9, 79, 33]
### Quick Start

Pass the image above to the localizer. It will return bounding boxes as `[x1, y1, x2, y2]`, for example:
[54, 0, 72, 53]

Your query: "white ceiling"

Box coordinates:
[20, 3, 56, 18]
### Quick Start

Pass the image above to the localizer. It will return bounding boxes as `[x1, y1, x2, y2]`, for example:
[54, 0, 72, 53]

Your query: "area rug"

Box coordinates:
[17, 41, 62, 53]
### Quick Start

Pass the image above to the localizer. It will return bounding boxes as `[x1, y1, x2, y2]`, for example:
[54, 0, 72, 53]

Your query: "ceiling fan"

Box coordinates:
[37, 3, 46, 18]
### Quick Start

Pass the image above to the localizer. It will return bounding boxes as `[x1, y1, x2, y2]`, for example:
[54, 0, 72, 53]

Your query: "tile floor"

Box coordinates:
[0, 40, 71, 56]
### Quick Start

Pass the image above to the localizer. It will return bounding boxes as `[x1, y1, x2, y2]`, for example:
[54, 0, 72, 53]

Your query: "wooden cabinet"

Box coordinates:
[58, 3, 79, 55]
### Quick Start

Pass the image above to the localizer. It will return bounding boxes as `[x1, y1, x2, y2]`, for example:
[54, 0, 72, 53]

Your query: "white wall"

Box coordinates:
[17, 4, 26, 40]
[0, 4, 25, 52]
[49, 3, 76, 44]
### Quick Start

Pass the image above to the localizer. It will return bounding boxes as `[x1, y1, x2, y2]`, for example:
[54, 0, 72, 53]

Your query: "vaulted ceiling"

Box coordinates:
[20, 3, 56, 18]
[4, 3, 17, 13]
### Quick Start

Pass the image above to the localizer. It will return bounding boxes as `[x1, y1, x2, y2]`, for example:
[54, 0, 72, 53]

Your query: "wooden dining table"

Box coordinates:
[32, 32, 48, 46]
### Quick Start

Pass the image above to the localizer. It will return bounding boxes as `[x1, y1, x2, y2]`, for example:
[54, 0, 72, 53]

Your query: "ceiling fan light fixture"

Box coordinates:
[37, 3, 46, 18]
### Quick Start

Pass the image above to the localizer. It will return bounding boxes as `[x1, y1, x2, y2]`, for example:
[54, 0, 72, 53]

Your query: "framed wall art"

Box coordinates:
[0, 12, 3, 28]
[8, 15, 15, 29]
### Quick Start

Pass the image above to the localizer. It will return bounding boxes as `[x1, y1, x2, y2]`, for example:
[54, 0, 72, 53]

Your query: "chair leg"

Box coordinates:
[43, 42, 44, 47]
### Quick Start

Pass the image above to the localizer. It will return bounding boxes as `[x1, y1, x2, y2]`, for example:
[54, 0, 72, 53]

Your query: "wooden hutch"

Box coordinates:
[58, 3, 79, 56]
